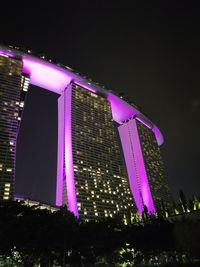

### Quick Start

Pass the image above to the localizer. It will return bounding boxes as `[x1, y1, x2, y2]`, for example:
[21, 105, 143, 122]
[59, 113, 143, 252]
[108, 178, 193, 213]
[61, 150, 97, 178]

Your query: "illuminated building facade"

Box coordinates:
[0, 54, 29, 201]
[0, 45, 172, 220]
[71, 84, 134, 220]
[136, 120, 172, 210]
[118, 118, 172, 216]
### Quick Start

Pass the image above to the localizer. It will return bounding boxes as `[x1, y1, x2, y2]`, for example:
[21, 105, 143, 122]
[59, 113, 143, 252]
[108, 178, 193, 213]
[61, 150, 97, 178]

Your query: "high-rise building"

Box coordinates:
[0, 54, 29, 201]
[0, 45, 172, 221]
[136, 120, 172, 210]
[118, 118, 172, 216]
[70, 84, 134, 221]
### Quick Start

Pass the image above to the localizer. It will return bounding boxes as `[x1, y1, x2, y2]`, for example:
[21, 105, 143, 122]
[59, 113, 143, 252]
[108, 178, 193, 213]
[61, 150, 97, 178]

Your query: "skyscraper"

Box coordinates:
[118, 118, 172, 216]
[0, 54, 29, 201]
[70, 83, 134, 221]
[136, 120, 172, 210]
[0, 45, 172, 220]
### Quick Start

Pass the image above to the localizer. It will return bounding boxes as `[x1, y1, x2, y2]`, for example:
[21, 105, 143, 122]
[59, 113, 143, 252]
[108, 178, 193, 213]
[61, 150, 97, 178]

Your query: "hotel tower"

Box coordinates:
[0, 45, 172, 221]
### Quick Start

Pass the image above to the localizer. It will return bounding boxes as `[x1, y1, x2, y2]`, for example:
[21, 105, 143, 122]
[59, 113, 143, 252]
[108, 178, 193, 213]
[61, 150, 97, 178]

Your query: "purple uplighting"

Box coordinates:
[135, 116, 152, 129]
[0, 50, 14, 58]
[107, 93, 163, 145]
[74, 81, 96, 93]
[0, 46, 163, 146]
[152, 126, 164, 146]
[107, 93, 139, 123]
[22, 56, 72, 94]
[118, 119, 155, 215]
[118, 123, 143, 215]
[129, 120, 155, 214]
[0, 46, 163, 217]
[56, 93, 65, 206]
[64, 85, 79, 217]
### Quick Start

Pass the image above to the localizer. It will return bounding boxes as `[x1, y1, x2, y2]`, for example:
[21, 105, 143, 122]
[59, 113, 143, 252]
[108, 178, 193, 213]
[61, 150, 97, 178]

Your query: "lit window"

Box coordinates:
[6, 168, 12, 172]
[19, 102, 24, 108]
[4, 188, 10, 192]
[23, 84, 28, 92]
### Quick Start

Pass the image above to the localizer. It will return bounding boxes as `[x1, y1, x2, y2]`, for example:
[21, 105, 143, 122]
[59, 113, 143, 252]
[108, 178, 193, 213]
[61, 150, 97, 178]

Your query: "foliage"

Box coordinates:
[0, 200, 199, 266]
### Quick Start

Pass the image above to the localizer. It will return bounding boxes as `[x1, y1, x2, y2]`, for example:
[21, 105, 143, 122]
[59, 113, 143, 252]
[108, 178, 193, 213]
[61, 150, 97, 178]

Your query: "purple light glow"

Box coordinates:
[64, 85, 79, 217]
[129, 119, 155, 214]
[107, 94, 139, 123]
[56, 93, 65, 206]
[152, 126, 164, 146]
[0, 50, 14, 58]
[118, 119, 155, 215]
[22, 56, 98, 95]
[22, 56, 72, 94]
[0, 46, 163, 146]
[74, 81, 96, 93]
[135, 116, 152, 129]
[0, 46, 164, 216]
[118, 123, 143, 215]
[107, 93, 163, 145]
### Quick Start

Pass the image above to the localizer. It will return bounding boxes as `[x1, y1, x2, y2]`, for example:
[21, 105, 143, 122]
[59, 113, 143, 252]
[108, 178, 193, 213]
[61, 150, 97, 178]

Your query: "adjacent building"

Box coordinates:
[0, 45, 172, 221]
[0, 54, 29, 201]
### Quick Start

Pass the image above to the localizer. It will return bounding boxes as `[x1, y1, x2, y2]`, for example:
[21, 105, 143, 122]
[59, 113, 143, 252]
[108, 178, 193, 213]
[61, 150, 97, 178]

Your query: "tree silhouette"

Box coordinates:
[0, 200, 199, 266]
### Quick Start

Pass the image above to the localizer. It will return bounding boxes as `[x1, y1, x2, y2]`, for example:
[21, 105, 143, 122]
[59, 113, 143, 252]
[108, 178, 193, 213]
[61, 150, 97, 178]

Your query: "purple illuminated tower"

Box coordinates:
[0, 45, 172, 220]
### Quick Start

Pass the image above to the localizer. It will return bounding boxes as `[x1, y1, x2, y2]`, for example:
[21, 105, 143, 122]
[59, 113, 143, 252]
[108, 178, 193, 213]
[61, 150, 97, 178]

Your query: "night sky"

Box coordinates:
[1, 1, 200, 200]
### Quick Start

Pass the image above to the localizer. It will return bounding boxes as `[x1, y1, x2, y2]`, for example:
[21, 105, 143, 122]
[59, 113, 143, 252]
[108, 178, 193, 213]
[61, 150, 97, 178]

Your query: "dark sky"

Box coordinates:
[1, 1, 200, 200]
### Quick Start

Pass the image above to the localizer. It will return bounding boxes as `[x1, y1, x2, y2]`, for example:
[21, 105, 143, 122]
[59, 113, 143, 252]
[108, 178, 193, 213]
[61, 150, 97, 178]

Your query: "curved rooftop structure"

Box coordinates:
[0, 44, 173, 220]
[0, 44, 163, 145]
